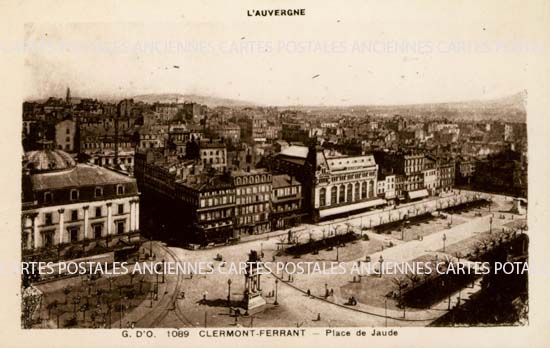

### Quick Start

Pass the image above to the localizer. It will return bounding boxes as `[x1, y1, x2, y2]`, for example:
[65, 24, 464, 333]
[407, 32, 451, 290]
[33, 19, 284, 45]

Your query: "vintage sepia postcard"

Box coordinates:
[1, 0, 549, 347]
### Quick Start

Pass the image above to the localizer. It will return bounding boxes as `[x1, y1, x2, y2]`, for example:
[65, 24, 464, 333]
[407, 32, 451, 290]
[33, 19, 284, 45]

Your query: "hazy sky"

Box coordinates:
[23, 6, 540, 106]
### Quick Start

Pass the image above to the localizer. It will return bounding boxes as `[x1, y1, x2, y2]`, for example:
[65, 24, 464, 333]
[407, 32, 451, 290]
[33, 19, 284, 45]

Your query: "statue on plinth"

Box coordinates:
[243, 250, 266, 311]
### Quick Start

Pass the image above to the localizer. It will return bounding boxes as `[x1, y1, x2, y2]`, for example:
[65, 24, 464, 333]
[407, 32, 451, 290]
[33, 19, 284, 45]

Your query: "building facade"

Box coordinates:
[55, 119, 76, 152]
[232, 169, 272, 237]
[22, 146, 140, 263]
[200, 142, 227, 169]
[271, 174, 304, 230]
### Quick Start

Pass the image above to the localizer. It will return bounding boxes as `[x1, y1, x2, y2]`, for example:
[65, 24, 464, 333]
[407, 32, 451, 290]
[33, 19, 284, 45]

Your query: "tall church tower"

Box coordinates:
[65, 87, 71, 103]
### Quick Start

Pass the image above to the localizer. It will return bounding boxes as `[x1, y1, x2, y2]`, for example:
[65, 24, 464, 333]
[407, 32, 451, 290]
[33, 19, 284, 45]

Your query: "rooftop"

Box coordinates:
[30, 164, 136, 191]
[272, 174, 300, 188]
[279, 145, 308, 158]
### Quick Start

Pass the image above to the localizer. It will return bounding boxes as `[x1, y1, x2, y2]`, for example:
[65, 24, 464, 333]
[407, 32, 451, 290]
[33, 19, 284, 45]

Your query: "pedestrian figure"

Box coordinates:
[330, 289, 334, 296]
[307, 289, 311, 296]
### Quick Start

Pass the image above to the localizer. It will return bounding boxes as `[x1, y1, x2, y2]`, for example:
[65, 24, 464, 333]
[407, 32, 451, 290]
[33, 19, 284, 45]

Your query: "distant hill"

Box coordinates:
[132, 93, 256, 107]
[284, 91, 527, 123]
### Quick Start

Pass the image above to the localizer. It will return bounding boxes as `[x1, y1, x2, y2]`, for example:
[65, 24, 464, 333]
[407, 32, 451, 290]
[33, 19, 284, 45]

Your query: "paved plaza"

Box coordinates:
[33, 191, 526, 328]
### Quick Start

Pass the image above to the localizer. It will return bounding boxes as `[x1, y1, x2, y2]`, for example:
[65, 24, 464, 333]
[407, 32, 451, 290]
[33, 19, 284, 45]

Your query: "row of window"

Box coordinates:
[236, 195, 269, 205]
[236, 184, 271, 194]
[43, 185, 126, 203]
[199, 208, 233, 221]
[331, 171, 375, 183]
[273, 203, 299, 212]
[236, 203, 269, 215]
[234, 174, 272, 186]
[42, 204, 127, 225]
[236, 214, 268, 226]
[319, 182, 375, 207]
[274, 186, 299, 197]
[37, 220, 126, 248]
[202, 157, 226, 165]
[200, 196, 235, 207]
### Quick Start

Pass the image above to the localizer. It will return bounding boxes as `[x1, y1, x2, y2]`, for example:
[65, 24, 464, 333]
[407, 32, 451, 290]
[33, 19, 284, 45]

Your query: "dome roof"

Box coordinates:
[25, 149, 76, 173]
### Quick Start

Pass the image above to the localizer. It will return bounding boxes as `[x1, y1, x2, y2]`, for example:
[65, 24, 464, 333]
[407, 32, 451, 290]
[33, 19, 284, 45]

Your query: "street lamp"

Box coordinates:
[442, 233, 447, 252]
[489, 216, 493, 234]
[378, 255, 384, 277]
[161, 259, 165, 283]
[274, 279, 279, 305]
[227, 279, 232, 310]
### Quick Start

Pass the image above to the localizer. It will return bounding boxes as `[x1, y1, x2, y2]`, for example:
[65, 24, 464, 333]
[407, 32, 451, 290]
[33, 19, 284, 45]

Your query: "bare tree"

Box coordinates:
[277, 235, 287, 251]
[406, 273, 420, 288]
[391, 277, 409, 299]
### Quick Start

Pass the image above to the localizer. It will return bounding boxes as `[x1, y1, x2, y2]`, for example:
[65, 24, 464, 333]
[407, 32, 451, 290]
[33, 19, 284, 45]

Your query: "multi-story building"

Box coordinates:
[455, 156, 475, 185]
[436, 156, 456, 193]
[281, 122, 310, 143]
[213, 123, 241, 143]
[237, 115, 268, 142]
[138, 128, 166, 150]
[271, 174, 304, 229]
[55, 119, 76, 152]
[232, 169, 272, 237]
[200, 141, 227, 169]
[377, 171, 396, 202]
[267, 145, 384, 221]
[168, 125, 190, 156]
[135, 148, 232, 244]
[374, 151, 428, 201]
[423, 155, 438, 194]
[175, 174, 236, 244]
[22, 143, 141, 263]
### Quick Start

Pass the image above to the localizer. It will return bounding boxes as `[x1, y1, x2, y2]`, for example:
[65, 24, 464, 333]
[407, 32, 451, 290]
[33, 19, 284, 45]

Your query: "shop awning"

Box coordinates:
[319, 198, 386, 218]
[407, 189, 429, 200]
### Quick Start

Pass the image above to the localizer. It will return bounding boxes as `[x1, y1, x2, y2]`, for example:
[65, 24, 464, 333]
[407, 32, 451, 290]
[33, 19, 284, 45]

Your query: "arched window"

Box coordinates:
[331, 186, 337, 205]
[347, 184, 352, 202]
[319, 188, 326, 207]
[361, 182, 367, 199]
[354, 183, 360, 201]
[339, 185, 345, 204]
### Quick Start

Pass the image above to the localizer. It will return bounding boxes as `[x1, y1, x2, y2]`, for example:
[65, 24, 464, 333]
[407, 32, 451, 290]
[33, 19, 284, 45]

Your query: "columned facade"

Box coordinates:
[58, 208, 65, 244]
[107, 203, 112, 235]
[83, 205, 89, 239]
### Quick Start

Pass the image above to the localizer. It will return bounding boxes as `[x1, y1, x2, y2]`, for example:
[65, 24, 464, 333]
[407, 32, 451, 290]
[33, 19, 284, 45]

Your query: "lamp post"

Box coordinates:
[442, 233, 447, 253]
[274, 279, 279, 305]
[227, 279, 232, 310]
[161, 259, 165, 283]
[489, 216, 493, 234]
[379, 255, 384, 278]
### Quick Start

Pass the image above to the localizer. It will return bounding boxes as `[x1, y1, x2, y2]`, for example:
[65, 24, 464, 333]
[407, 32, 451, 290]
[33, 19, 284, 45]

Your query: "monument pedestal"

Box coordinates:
[244, 293, 267, 312]
[242, 250, 267, 313]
